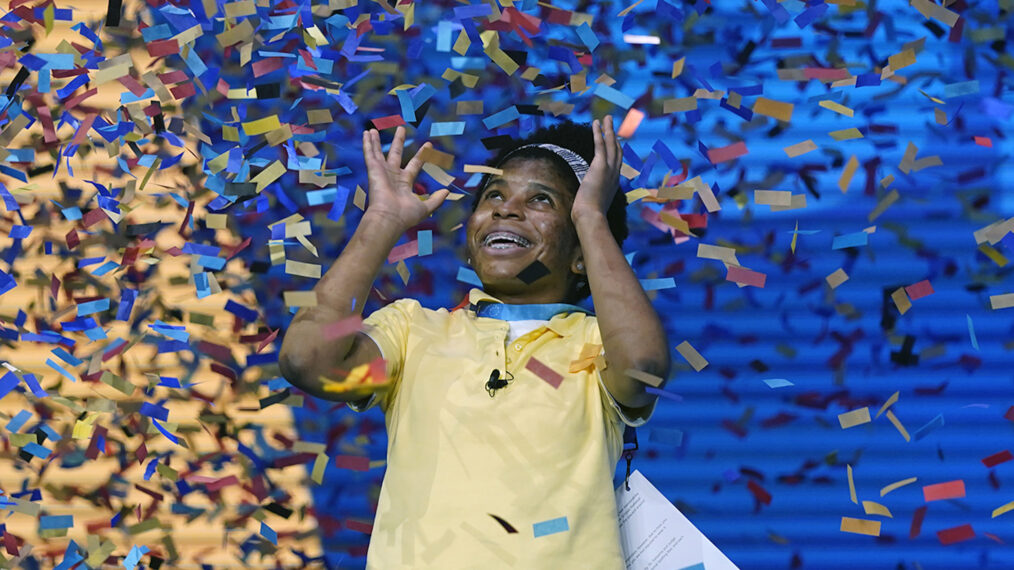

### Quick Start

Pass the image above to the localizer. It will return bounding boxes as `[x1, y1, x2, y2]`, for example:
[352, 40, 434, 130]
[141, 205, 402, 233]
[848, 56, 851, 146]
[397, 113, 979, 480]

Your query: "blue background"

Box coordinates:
[162, 0, 1014, 567]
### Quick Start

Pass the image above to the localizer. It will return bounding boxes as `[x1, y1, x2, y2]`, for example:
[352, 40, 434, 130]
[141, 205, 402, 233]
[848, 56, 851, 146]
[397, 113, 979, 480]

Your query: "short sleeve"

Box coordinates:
[346, 298, 418, 414]
[585, 317, 658, 428]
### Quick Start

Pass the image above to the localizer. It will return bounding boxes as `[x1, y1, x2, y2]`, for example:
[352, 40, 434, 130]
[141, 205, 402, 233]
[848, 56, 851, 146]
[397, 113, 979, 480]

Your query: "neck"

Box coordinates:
[484, 286, 571, 305]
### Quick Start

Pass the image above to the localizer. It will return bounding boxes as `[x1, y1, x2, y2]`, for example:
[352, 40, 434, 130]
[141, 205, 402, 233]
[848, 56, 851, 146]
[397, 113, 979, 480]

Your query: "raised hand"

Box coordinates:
[361, 126, 450, 231]
[571, 115, 623, 223]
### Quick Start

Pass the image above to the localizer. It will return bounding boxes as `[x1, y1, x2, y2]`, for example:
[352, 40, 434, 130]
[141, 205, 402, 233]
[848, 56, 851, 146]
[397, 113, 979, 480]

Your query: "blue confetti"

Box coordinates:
[5, 409, 31, 432]
[967, 314, 979, 351]
[913, 414, 945, 441]
[261, 521, 278, 544]
[532, 516, 569, 537]
[831, 231, 869, 250]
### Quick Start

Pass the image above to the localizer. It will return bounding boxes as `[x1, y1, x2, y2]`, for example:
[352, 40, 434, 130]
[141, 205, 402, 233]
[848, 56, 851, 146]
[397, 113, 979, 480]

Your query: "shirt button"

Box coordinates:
[514, 343, 522, 350]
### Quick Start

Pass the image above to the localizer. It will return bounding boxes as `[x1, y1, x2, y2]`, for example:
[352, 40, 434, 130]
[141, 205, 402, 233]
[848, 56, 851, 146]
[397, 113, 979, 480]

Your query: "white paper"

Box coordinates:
[616, 470, 739, 570]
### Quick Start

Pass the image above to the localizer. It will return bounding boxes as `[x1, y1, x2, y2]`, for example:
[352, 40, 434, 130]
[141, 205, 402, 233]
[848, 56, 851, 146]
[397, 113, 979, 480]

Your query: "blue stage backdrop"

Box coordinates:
[189, 0, 1013, 568]
[1, 0, 1011, 568]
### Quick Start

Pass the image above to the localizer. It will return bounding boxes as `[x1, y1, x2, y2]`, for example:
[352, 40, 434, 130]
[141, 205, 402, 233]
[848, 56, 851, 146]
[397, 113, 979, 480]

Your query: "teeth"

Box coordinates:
[484, 232, 530, 247]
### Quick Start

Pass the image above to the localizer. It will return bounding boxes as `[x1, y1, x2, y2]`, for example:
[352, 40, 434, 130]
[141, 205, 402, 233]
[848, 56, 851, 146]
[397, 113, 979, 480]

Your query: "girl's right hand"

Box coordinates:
[361, 126, 450, 232]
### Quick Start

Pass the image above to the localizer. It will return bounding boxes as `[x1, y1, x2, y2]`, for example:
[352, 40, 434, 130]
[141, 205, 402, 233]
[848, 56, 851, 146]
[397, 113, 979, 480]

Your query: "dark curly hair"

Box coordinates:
[470, 120, 629, 303]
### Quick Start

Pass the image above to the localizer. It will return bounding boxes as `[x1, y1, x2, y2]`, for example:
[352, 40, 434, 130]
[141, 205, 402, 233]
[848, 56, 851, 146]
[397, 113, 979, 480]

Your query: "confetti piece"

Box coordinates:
[283, 291, 317, 307]
[831, 231, 868, 250]
[862, 501, 893, 518]
[594, 84, 635, 109]
[708, 141, 748, 164]
[818, 100, 855, 117]
[981, 450, 1012, 468]
[826, 268, 849, 289]
[881, 477, 918, 497]
[726, 265, 766, 288]
[488, 514, 518, 533]
[837, 155, 859, 193]
[752, 97, 794, 122]
[912, 414, 945, 440]
[649, 428, 684, 446]
[923, 480, 965, 502]
[624, 368, 664, 387]
[532, 516, 569, 538]
[937, 524, 974, 545]
[904, 280, 934, 300]
[783, 139, 818, 157]
[516, 260, 551, 284]
[974, 136, 992, 148]
[992, 501, 1014, 518]
[989, 293, 1014, 310]
[754, 190, 792, 207]
[526, 357, 564, 389]
[847, 464, 857, 504]
[260, 521, 278, 545]
[762, 378, 793, 389]
[616, 108, 644, 138]
[334, 455, 370, 471]
[829, 128, 863, 141]
[675, 341, 708, 371]
[840, 517, 880, 536]
[885, 410, 910, 442]
[838, 407, 871, 429]
[891, 287, 912, 315]
[734, 479, 767, 507]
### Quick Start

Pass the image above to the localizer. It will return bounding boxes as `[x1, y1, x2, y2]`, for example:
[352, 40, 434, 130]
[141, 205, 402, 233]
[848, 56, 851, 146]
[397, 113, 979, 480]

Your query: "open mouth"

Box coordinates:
[482, 231, 532, 251]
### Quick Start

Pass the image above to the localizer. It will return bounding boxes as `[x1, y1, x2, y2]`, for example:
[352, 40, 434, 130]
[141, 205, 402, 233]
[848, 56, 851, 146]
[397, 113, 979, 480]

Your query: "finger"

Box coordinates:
[404, 141, 432, 180]
[363, 130, 378, 166]
[603, 115, 618, 165]
[591, 119, 605, 163]
[423, 188, 450, 216]
[388, 126, 405, 169]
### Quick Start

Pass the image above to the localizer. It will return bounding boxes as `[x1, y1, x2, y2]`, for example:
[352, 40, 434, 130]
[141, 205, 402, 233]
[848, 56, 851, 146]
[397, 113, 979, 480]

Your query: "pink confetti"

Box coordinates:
[322, 315, 363, 341]
[526, 357, 564, 389]
[726, 265, 767, 288]
[905, 279, 934, 300]
[708, 141, 748, 164]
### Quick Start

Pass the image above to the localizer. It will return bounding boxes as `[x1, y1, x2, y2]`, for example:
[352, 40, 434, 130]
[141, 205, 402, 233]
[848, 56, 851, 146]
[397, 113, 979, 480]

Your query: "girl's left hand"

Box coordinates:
[571, 115, 623, 222]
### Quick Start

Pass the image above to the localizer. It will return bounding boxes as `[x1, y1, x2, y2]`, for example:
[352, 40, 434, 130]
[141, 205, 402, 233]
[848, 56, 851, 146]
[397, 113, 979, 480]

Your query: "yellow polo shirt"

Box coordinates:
[349, 288, 656, 569]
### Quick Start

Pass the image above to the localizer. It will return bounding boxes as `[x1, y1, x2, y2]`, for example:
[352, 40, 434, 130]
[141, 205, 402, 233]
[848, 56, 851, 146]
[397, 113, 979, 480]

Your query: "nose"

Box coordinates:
[492, 194, 524, 219]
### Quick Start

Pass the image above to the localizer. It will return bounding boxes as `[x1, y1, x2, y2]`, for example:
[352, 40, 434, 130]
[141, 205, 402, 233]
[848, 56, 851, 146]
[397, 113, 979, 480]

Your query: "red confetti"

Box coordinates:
[910, 506, 927, 538]
[923, 480, 965, 502]
[371, 114, 407, 130]
[973, 136, 992, 148]
[344, 519, 373, 534]
[981, 450, 1013, 468]
[937, 524, 974, 545]
[1005, 406, 1014, 422]
[707, 141, 749, 164]
[747, 480, 772, 505]
[334, 455, 370, 471]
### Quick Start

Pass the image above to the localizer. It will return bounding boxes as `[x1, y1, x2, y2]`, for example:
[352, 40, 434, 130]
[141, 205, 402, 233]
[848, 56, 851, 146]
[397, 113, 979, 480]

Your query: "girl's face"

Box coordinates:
[465, 157, 584, 304]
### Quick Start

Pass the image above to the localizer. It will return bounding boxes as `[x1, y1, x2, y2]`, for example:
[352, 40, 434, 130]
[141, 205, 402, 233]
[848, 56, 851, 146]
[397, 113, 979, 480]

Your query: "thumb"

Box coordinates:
[422, 188, 451, 216]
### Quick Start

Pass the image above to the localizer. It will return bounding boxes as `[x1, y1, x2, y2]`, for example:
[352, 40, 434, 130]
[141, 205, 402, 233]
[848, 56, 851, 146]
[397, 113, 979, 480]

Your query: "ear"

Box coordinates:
[570, 249, 585, 275]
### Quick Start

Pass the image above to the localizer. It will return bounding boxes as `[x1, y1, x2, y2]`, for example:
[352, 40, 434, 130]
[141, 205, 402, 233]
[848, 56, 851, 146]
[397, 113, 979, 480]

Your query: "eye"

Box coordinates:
[531, 193, 552, 204]
[483, 190, 502, 200]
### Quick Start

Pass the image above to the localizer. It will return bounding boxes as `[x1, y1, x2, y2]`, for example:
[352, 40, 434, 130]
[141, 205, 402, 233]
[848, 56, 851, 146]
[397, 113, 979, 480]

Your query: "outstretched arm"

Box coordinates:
[571, 116, 671, 410]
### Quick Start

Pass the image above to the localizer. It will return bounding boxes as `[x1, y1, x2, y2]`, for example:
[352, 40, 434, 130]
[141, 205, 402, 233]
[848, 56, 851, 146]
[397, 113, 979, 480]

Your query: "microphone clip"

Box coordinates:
[486, 369, 515, 398]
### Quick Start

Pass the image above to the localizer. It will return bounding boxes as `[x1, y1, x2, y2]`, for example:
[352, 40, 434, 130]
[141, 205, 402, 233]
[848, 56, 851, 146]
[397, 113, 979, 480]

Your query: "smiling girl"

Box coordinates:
[280, 117, 670, 568]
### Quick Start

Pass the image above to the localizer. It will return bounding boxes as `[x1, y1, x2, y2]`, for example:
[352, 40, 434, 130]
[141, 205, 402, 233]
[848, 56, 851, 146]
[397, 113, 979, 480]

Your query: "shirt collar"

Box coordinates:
[465, 288, 592, 336]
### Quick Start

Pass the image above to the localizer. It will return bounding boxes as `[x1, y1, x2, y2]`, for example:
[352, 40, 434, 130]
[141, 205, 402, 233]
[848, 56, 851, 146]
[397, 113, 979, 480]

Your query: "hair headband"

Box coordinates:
[498, 143, 590, 185]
